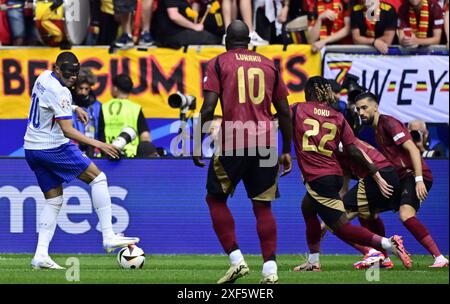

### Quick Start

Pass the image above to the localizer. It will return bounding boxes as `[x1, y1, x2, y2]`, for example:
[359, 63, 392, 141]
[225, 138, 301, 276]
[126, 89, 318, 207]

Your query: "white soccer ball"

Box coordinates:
[117, 245, 145, 269]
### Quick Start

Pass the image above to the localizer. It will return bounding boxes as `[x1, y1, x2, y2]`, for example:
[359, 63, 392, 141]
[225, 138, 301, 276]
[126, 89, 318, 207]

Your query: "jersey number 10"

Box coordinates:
[28, 93, 40, 129]
[237, 67, 265, 105]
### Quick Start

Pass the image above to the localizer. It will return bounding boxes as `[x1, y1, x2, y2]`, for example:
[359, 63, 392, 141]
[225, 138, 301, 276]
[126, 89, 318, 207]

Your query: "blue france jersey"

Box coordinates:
[24, 70, 73, 150]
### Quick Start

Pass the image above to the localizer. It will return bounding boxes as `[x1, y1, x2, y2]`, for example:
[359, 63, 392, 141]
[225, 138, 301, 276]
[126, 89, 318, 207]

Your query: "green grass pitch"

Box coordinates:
[0, 254, 447, 284]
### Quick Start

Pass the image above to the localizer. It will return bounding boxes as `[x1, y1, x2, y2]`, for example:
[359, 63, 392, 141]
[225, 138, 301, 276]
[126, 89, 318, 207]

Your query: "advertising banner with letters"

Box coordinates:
[0, 45, 321, 119]
[0, 158, 448, 254]
[323, 52, 449, 123]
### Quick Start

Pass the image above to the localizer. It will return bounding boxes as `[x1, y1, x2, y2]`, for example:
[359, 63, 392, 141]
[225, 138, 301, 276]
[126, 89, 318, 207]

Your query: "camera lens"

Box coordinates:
[410, 130, 421, 142]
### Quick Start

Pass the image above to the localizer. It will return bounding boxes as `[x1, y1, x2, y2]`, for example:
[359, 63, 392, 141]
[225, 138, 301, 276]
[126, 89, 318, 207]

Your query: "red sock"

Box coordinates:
[206, 195, 238, 254]
[334, 223, 384, 252]
[403, 217, 441, 257]
[359, 217, 388, 257]
[347, 241, 372, 255]
[301, 207, 321, 253]
[359, 217, 386, 237]
[252, 201, 277, 262]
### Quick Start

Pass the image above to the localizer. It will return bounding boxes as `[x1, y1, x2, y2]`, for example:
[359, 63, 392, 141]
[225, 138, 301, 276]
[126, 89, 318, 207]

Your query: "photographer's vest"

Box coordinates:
[102, 98, 141, 158]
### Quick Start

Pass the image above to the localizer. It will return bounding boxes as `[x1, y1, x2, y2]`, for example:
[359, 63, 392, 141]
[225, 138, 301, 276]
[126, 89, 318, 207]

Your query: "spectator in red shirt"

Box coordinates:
[307, 0, 352, 53]
[398, 0, 444, 47]
[350, 0, 397, 54]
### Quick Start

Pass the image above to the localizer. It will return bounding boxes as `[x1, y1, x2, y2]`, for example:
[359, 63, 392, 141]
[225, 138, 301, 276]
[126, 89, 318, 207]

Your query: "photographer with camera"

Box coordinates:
[98, 74, 157, 158]
[71, 67, 102, 158]
[408, 119, 445, 158]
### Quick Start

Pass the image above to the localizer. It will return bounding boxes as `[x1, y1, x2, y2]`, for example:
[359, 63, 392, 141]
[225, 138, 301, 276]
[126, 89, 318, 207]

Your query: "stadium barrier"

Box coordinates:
[0, 158, 447, 255]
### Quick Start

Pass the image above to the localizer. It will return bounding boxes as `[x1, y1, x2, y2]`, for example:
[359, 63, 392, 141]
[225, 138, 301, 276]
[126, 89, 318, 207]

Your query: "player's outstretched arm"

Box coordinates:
[402, 139, 428, 202]
[345, 144, 393, 198]
[57, 119, 120, 159]
[273, 97, 292, 176]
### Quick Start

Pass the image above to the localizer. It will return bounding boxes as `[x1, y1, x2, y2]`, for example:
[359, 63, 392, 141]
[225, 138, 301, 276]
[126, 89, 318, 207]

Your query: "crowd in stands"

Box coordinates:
[1, 1, 448, 158]
[0, 0, 449, 50]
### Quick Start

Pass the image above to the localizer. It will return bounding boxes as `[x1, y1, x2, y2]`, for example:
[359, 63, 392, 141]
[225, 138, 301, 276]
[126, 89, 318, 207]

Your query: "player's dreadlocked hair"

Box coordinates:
[305, 76, 336, 105]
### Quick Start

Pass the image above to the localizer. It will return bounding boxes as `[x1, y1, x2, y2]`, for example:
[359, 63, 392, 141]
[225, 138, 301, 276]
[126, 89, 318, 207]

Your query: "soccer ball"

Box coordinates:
[117, 245, 145, 269]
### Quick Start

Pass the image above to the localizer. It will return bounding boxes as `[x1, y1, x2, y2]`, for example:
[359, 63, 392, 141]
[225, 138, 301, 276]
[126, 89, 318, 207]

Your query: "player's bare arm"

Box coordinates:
[193, 90, 219, 167]
[57, 119, 120, 159]
[345, 144, 393, 198]
[273, 97, 292, 176]
[401, 139, 428, 202]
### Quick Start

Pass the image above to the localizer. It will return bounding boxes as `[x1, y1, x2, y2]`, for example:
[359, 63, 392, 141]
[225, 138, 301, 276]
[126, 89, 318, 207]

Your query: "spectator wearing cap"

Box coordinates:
[350, 0, 397, 54]
[71, 67, 103, 157]
[398, 0, 444, 47]
[307, 0, 352, 53]
[98, 74, 156, 158]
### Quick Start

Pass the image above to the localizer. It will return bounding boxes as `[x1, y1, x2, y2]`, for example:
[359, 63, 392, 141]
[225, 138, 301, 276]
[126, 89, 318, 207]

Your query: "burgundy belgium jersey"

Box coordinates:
[376, 114, 432, 181]
[203, 48, 289, 151]
[292, 101, 357, 182]
[337, 138, 393, 179]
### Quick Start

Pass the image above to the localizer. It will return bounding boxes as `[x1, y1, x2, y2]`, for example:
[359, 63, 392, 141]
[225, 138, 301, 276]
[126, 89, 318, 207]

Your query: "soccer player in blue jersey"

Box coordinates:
[24, 52, 139, 269]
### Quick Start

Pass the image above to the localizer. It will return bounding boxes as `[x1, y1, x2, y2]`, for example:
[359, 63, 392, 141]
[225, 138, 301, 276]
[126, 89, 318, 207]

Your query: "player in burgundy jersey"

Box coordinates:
[355, 92, 449, 268]
[300, 138, 401, 270]
[291, 77, 412, 271]
[193, 20, 293, 284]
[336, 139, 400, 269]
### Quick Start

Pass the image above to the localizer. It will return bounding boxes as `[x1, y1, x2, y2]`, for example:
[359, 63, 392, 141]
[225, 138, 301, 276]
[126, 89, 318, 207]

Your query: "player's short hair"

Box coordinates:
[305, 76, 336, 105]
[354, 91, 379, 104]
[113, 74, 133, 94]
[226, 20, 250, 46]
[56, 51, 79, 66]
[77, 67, 97, 86]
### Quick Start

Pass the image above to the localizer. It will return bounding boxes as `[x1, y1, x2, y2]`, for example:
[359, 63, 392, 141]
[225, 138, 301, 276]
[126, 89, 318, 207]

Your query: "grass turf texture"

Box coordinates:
[0, 254, 447, 284]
